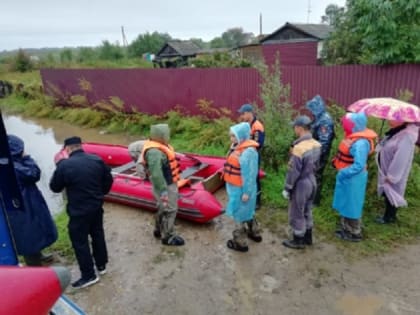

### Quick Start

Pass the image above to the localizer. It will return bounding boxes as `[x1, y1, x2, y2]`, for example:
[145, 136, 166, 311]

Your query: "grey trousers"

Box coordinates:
[153, 183, 178, 240]
[288, 179, 315, 237]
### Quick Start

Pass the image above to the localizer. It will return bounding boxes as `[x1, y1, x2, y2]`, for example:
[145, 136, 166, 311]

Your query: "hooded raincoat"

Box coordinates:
[376, 123, 419, 207]
[332, 113, 377, 219]
[306, 95, 335, 156]
[225, 122, 258, 223]
[7, 135, 57, 255]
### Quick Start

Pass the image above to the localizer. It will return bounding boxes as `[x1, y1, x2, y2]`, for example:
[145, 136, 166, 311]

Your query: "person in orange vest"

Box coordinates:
[140, 124, 184, 246]
[282, 116, 321, 249]
[238, 104, 264, 208]
[332, 112, 377, 242]
[223, 122, 259, 252]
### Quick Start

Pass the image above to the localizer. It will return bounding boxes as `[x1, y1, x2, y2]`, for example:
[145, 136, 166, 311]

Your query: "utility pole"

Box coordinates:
[307, 0, 312, 23]
[121, 26, 128, 47]
[259, 13, 262, 36]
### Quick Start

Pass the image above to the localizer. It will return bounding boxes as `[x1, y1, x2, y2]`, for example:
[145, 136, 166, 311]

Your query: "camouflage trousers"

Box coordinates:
[232, 218, 262, 247]
[153, 183, 178, 240]
[340, 216, 362, 236]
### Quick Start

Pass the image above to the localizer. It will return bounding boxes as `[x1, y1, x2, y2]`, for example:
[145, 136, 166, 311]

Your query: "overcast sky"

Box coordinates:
[1, 0, 345, 51]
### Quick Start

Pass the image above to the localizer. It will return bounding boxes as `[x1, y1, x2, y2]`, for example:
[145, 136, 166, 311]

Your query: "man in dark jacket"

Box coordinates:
[305, 95, 335, 206]
[7, 134, 57, 266]
[50, 136, 113, 289]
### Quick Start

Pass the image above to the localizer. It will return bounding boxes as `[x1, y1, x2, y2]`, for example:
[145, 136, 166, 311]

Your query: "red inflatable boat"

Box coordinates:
[82, 142, 231, 223]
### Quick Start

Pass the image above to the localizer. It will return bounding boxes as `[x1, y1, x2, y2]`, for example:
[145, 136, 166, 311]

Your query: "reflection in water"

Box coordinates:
[3, 114, 139, 214]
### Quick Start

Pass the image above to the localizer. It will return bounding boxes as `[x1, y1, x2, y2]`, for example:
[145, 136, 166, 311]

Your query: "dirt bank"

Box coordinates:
[65, 199, 420, 315]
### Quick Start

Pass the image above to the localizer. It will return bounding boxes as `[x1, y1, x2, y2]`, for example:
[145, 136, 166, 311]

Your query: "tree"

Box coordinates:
[77, 47, 97, 63]
[221, 27, 255, 48]
[321, 4, 345, 26]
[189, 38, 208, 49]
[209, 37, 225, 49]
[127, 32, 171, 58]
[98, 40, 125, 60]
[13, 49, 33, 72]
[60, 48, 73, 63]
[323, 0, 420, 65]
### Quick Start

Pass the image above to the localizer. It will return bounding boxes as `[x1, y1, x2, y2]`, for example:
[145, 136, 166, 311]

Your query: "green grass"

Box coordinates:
[49, 210, 75, 262]
[0, 70, 41, 86]
[2, 70, 420, 257]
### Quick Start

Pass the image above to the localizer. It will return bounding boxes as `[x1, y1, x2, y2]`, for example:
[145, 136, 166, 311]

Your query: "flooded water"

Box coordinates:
[3, 114, 138, 213]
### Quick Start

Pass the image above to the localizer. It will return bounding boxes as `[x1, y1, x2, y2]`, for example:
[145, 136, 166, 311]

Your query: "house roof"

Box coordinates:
[291, 23, 333, 39]
[260, 22, 333, 43]
[156, 40, 201, 58]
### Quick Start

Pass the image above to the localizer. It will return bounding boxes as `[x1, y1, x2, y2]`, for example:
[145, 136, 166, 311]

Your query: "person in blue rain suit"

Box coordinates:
[305, 95, 335, 206]
[223, 122, 259, 252]
[7, 134, 57, 266]
[332, 113, 377, 242]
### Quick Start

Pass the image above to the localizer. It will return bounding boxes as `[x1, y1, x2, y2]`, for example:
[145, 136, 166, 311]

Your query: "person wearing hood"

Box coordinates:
[332, 113, 377, 242]
[50, 136, 113, 289]
[281, 116, 321, 249]
[223, 122, 259, 252]
[375, 121, 419, 224]
[237, 104, 265, 208]
[306, 95, 335, 206]
[7, 134, 57, 266]
[128, 140, 147, 179]
[140, 124, 185, 246]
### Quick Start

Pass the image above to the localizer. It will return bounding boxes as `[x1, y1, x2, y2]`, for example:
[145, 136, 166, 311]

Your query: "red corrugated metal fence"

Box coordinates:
[41, 64, 420, 115]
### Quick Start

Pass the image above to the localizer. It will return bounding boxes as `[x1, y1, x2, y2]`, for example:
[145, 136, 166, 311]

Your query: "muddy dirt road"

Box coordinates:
[4, 114, 419, 314]
[66, 201, 420, 315]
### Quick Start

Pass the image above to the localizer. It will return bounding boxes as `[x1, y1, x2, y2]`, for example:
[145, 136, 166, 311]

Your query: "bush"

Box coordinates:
[189, 52, 252, 68]
[256, 56, 297, 171]
[13, 49, 33, 73]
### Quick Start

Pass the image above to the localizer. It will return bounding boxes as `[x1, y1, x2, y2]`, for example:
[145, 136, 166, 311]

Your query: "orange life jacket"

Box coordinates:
[223, 140, 259, 186]
[332, 129, 377, 170]
[140, 140, 181, 183]
[251, 119, 264, 136]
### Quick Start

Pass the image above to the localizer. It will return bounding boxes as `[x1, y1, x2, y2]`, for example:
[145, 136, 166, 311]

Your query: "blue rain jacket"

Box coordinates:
[225, 122, 258, 223]
[306, 95, 335, 156]
[332, 113, 371, 219]
[7, 135, 57, 255]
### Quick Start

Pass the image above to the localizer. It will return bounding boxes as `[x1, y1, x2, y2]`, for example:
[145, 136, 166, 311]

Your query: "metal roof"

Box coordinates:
[260, 23, 333, 43]
[157, 40, 201, 58]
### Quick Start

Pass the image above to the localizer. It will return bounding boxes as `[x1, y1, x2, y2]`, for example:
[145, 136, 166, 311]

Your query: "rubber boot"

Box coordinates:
[162, 235, 185, 246]
[282, 234, 305, 249]
[304, 229, 313, 246]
